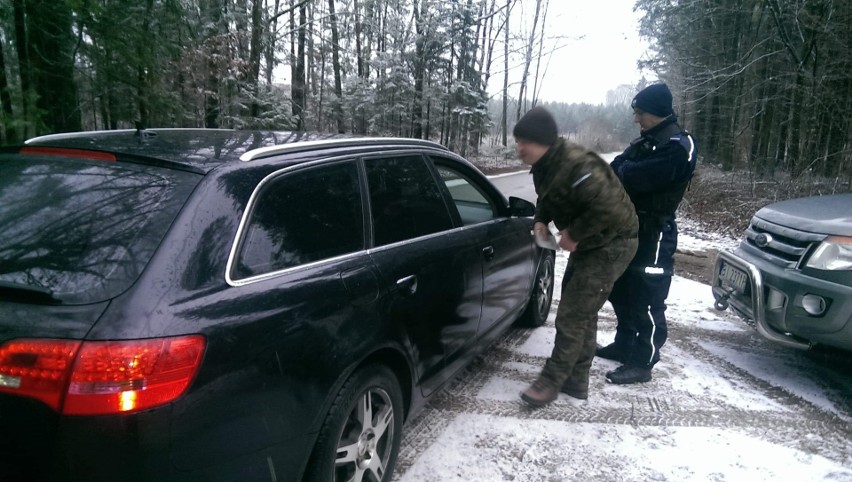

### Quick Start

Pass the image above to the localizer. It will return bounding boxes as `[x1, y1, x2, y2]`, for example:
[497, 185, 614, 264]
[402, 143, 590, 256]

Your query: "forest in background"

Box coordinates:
[642, 0, 850, 185]
[0, 0, 849, 186]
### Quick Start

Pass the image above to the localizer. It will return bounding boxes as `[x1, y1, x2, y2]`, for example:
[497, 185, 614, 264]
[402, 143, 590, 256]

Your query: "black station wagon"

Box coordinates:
[0, 129, 555, 482]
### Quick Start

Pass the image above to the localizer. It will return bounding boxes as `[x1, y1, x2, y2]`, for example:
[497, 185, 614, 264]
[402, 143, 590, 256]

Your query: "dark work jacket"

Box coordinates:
[610, 115, 697, 273]
[531, 139, 638, 252]
[610, 115, 697, 225]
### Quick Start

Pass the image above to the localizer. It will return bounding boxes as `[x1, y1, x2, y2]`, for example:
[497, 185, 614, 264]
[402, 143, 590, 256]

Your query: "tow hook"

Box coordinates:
[714, 291, 730, 311]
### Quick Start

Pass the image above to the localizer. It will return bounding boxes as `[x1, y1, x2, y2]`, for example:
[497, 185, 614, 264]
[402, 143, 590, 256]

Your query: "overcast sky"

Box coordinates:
[497, 0, 654, 105]
[274, 1, 652, 106]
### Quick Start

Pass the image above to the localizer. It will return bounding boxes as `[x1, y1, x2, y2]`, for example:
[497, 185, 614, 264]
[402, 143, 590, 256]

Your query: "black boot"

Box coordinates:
[595, 342, 627, 363]
[605, 365, 652, 384]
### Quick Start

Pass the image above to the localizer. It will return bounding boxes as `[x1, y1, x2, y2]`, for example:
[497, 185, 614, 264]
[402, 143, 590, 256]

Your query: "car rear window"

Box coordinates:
[0, 154, 199, 304]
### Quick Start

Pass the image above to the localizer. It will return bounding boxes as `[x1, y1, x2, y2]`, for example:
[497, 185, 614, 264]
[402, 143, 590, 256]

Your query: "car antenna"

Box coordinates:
[134, 121, 154, 143]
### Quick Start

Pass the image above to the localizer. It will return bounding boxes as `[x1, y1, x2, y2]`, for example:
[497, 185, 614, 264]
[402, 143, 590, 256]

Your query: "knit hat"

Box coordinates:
[513, 106, 558, 146]
[631, 83, 674, 117]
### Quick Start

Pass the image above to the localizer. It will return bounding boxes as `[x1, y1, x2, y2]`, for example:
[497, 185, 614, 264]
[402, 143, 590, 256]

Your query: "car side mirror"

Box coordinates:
[508, 196, 535, 217]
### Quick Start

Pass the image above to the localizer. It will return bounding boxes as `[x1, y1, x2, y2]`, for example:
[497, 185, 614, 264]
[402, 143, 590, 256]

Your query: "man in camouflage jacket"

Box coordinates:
[515, 106, 638, 407]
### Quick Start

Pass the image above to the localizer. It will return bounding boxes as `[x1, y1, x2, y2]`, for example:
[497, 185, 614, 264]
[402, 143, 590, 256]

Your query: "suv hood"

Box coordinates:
[756, 193, 852, 236]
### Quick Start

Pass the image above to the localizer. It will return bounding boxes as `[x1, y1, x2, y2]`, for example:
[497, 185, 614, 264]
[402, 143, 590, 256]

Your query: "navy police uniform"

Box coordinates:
[607, 111, 697, 370]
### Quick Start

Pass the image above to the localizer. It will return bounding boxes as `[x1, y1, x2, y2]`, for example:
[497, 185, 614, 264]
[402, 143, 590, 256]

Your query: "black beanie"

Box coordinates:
[513, 106, 558, 146]
[631, 83, 674, 117]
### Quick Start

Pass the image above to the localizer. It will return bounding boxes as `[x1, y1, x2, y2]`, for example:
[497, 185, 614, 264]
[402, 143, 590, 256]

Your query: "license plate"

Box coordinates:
[719, 261, 749, 294]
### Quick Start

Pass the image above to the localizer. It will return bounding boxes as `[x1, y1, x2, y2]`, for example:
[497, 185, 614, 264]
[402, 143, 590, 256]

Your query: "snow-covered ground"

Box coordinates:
[393, 221, 852, 482]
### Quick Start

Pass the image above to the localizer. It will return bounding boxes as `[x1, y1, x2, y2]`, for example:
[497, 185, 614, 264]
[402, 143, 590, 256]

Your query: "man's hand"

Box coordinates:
[558, 229, 578, 252]
[533, 221, 549, 238]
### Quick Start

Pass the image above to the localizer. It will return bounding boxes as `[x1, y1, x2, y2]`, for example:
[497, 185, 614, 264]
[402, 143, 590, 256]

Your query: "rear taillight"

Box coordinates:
[0, 339, 81, 410]
[0, 336, 205, 415]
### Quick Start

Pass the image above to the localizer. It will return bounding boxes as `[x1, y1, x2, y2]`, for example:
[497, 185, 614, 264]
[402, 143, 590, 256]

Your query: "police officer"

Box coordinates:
[514, 106, 638, 407]
[598, 83, 697, 384]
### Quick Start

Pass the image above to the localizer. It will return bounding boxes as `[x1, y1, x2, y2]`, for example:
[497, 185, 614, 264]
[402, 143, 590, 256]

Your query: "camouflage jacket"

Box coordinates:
[531, 139, 638, 251]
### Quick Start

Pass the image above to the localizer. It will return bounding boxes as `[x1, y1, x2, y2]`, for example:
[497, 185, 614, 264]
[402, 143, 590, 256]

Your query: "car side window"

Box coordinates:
[235, 162, 364, 278]
[365, 155, 453, 246]
[435, 165, 497, 225]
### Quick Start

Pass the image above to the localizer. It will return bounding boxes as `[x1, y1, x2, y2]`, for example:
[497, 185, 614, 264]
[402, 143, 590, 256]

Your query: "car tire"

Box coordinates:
[517, 251, 555, 327]
[304, 364, 403, 482]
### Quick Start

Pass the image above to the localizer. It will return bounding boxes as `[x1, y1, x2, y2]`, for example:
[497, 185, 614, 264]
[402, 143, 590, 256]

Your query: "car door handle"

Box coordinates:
[482, 246, 495, 261]
[396, 275, 417, 296]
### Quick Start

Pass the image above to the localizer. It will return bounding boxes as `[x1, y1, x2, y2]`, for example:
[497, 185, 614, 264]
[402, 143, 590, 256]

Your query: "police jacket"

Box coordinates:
[531, 139, 638, 252]
[610, 115, 697, 231]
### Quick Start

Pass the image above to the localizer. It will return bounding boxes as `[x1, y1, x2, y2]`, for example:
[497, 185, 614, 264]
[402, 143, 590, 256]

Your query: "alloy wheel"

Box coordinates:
[333, 387, 396, 482]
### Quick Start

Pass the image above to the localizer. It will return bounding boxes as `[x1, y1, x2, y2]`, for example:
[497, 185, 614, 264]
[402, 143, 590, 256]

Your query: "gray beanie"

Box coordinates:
[513, 106, 558, 146]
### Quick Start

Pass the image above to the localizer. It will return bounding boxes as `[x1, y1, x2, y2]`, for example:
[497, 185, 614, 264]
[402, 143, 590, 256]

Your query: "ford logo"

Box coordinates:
[754, 233, 773, 248]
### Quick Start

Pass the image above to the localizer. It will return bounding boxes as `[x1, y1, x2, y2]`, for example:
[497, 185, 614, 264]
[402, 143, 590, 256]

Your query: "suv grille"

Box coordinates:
[744, 217, 825, 268]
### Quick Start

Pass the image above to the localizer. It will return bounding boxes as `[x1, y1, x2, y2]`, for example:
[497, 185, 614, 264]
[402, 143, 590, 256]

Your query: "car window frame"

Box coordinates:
[431, 161, 502, 227]
[359, 150, 458, 249]
[429, 154, 511, 222]
[226, 156, 370, 286]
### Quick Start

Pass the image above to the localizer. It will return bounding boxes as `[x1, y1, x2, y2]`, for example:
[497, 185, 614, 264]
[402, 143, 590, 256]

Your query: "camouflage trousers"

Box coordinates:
[539, 235, 638, 391]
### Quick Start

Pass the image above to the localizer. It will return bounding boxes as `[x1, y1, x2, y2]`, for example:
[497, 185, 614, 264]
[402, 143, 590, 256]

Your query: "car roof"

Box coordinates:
[24, 129, 449, 173]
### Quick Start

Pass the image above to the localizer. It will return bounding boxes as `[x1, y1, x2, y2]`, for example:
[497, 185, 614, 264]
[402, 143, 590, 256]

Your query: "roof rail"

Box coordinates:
[240, 137, 449, 162]
[25, 128, 237, 144]
[25, 129, 137, 144]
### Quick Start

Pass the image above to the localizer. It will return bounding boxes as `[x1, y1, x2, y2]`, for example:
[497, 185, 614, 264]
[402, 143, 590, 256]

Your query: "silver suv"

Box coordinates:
[712, 193, 852, 351]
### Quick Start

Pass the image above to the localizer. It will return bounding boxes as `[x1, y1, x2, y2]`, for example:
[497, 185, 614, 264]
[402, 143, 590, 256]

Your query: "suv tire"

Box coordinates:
[517, 252, 555, 327]
[305, 364, 403, 482]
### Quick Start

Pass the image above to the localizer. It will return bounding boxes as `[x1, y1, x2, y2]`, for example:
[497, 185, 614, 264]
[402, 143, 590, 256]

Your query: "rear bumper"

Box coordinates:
[0, 393, 310, 482]
[1, 395, 176, 482]
[711, 250, 852, 351]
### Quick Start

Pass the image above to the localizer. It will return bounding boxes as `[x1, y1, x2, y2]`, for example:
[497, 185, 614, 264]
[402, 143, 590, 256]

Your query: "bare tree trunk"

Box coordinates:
[353, 0, 368, 133]
[12, 0, 32, 136]
[265, 0, 281, 85]
[501, 0, 510, 146]
[235, 0, 249, 60]
[480, 0, 497, 93]
[17, 0, 81, 134]
[136, 0, 151, 129]
[248, 0, 263, 117]
[425, 94, 432, 139]
[202, 0, 224, 128]
[516, 0, 541, 120]
[306, 1, 315, 101]
[412, 0, 426, 139]
[788, 70, 805, 176]
[354, 0, 364, 78]
[316, 3, 325, 130]
[290, 0, 307, 130]
[0, 41, 16, 143]
[530, 0, 549, 107]
[327, 0, 345, 133]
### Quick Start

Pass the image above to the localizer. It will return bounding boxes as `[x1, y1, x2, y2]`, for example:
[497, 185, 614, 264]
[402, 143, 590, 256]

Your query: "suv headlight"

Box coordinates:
[806, 236, 852, 270]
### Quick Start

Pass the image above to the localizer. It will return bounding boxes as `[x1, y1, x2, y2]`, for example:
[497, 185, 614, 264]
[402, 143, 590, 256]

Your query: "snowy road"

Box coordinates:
[390, 187, 852, 481]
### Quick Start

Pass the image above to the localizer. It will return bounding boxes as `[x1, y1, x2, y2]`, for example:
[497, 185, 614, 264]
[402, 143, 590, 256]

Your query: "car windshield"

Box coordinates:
[0, 154, 198, 304]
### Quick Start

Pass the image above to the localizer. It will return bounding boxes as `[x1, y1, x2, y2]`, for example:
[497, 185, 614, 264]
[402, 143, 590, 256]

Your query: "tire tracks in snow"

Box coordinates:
[393, 309, 852, 478]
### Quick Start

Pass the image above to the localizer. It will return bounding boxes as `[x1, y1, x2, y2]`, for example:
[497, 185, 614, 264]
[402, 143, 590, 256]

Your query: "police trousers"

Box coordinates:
[608, 219, 678, 367]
